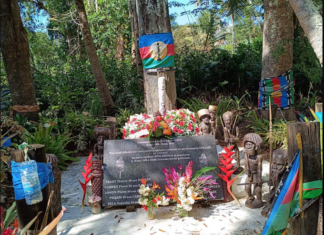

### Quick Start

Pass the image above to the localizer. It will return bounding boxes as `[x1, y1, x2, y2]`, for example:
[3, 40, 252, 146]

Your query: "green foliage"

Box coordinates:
[1, 202, 17, 234]
[0, 85, 11, 114]
[178, 97, 211, 113]
[59, 112, 105, 152]
[115, 108, 134, 139]
[246, 111, 288, 149]
[25, 124, 79, 170]
[192, 166, 216, 181]
[0, 161, 7, 194]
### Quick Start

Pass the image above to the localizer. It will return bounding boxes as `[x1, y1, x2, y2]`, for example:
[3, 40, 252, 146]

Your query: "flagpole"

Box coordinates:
[296, 133, 303, 218]
[269, 96, 273, 193]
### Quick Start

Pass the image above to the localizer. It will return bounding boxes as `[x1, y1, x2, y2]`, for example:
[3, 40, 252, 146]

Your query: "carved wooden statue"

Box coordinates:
[243, 133, 264, 209]
[92, 127, 110, 198]
[222, 111, 241, 172]
[208, 105, 217, 134]
[198, 109, 213, 136]
[261, 149, 288, 217]
[46, 154, 62, 218]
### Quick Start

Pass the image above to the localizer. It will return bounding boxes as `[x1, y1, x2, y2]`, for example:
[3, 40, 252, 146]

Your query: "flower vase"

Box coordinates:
[89, 201, 101, 214]
[179, 208, 189, 218]
[148, 207, 154, 220]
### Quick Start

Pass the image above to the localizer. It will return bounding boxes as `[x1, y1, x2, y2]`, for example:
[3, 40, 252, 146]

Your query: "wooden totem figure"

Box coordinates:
[222, 111, 241, 172]
[261, 149, 288, 217]
[198, 109, 213, 136]
[243, 133, 264, 209]
[208, 105, 218, 137]
[92, 127, 110, 197]
[46, 154, 62, 218]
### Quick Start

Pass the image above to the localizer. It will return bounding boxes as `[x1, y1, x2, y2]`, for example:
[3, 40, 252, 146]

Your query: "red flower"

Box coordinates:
[179, 121, 184, 127]
[132, 118, 137, 122]
[195, 127, 199, 133]
[2, 227, 13, 235]
[155, 116, 162, 122]
[122, 129, 127, 134]
[172, 126, 178, 132]
[177, 129, 184, 134]
[188, 126, 193, 131]
[142, 205, 148, 211]
[122, 135, 126, 139]
[0, 206, 3, 229]
[130, 130, 135, 134]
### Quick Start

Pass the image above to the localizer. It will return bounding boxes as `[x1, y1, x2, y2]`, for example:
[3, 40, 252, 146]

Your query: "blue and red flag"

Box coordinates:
[261, 150, 323, 235]
[139, 33, 175, 69]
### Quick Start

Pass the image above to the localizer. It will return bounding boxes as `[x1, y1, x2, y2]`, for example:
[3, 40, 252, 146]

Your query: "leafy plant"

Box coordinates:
[0, 85, 11, 114]
[246, 110, 289, 149]
[115, 108, 134, 139]
[233, 90, 251, 111]
[1, 202, 17, 234]
[25, 124, 79, 170]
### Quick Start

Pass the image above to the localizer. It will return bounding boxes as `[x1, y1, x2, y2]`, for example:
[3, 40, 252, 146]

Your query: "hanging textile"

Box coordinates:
[139, 33, 175, 69]
[258, 70, 294, 110]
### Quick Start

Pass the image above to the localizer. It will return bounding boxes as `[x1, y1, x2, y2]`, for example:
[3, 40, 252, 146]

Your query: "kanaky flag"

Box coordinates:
[261, 150, 323, 235]
[139, 33, 175, 69]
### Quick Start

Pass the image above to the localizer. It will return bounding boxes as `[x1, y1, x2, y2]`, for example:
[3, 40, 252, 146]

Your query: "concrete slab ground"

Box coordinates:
[58, 146, 269, 235]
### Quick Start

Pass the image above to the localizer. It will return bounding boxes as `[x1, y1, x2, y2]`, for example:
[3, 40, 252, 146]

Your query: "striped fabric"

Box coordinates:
[261, 150, 323, 235]
[139, 33, 175, 69]
[258, 70, 294, 110]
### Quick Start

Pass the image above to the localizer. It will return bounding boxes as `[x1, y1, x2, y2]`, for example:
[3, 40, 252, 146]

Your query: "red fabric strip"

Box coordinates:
[139, 46, 151, 59]
[272, 77, 280, 91]
[166, 44, 175, 56]
[282, 169, 299, 204]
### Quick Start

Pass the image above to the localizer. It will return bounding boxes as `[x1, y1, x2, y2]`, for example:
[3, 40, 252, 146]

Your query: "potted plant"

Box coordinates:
[88, 195, 101, 214]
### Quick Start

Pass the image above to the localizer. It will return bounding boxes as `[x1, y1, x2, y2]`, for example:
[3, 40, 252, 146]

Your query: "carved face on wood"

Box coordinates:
[97, 135, 105, 146]
[209, 111, 215, 120]
[201, 115, 210, 124]
[244, 141, 256, 156]
[223, 111, 233, 129]
[271, 149, 288, 182]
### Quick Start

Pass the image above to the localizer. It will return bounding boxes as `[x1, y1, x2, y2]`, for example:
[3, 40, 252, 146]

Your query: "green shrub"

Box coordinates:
[25, 124, 79, 170]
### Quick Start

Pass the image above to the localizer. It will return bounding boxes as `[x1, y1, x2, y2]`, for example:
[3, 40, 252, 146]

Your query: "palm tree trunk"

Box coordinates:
[133, 0, 143, 76]
[0, 0, 39, 121]
[230, 13, 236, 53]
[288, 0, 322, 66]
[75, 0, 115, 115]
[249, 0, 263, 32]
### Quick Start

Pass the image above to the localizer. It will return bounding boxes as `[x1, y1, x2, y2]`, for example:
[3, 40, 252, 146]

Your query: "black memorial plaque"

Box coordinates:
[102, 135, 223, 206]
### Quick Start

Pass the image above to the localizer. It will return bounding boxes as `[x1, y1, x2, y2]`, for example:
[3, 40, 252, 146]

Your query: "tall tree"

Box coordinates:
[135, 0, 177, 114]
[0, 0, 39, 121]
[75, 0, 115, 115]
[288, 0, 322, 66]
[261, 0, 296, 121]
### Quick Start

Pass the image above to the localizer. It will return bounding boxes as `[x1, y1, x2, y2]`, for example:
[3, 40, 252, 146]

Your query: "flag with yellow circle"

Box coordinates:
[139, 33, 175, 69]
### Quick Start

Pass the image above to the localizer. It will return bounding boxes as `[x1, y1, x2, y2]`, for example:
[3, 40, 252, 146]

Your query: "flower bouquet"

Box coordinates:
[88, 195, 101, 214]
[162, 161, 217, 217]
[163, 109, 199, 136]
[138, 178, 170, 219]
[122, 109, 198, 139]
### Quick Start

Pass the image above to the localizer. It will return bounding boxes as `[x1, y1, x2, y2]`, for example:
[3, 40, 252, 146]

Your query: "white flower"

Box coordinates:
[186, 188, 192, 197]
[143, 187, 151, 196]
[139, 184, 146, 195]
[160, 196, 170, 206]
[143, 198, 148, 205]
[189, 195, 195, 204]
[183, 204, 192, 211]
[138, 198, 144, 205]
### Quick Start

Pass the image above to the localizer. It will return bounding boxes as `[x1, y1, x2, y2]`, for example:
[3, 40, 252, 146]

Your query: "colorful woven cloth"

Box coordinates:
[139, 33, 175, 69]
[258, 70, 294, 110]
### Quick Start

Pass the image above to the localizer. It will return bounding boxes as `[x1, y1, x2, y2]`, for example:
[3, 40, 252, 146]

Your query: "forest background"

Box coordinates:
[0, 0, 322, 156]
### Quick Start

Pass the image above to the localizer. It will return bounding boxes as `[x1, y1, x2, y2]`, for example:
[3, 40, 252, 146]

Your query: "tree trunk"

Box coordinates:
[116, 33, 124, 61]
[75, 0, 115, 115]
[128, 0, 137, 67]
[0, 0, 39, 121]
[261, 0, 296, 121]
[230, 13, 236, 53]
[133, 0, 143, 76]
[135, 0, 177, 114]
[288, 0, 322, 66]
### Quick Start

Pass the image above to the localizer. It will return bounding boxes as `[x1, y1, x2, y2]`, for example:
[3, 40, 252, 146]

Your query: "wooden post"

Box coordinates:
[315, 103, 323, 235]
[135, 0, 177, 114]
[107, 116, 117, 140]
[10, 144, 55, 233]
[287, 122, 322, 235]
